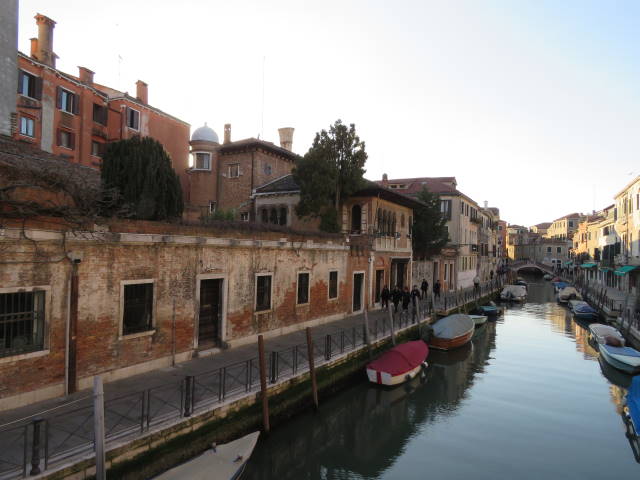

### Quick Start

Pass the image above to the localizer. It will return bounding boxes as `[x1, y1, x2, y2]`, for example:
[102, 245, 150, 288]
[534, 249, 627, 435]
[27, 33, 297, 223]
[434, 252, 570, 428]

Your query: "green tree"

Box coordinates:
[412, 187, 449, 259]
[293, 120, 367, 232]
[101, 136, 183, 220]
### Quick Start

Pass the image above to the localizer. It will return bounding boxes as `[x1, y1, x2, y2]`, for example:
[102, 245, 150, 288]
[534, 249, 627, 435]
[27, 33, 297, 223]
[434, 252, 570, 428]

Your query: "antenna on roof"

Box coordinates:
[260, 56, 266, 140]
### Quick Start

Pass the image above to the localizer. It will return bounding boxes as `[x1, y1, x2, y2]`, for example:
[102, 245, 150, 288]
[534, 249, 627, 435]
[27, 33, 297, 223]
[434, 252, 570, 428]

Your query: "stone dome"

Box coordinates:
[191, 123, 219, 143]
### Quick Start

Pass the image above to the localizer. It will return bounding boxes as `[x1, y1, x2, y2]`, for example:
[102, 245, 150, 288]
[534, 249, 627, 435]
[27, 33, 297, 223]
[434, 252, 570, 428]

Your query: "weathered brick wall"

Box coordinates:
[0, 223, 350, 407]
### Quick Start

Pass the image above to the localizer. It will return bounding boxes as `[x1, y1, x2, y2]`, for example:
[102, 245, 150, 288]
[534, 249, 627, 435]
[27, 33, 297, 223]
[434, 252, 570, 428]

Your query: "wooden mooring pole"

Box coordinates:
[257, 335, 270, 433]
[93, 376, 106, 480]
[363, 307, 372, 358]
[306, 328, 319, 409]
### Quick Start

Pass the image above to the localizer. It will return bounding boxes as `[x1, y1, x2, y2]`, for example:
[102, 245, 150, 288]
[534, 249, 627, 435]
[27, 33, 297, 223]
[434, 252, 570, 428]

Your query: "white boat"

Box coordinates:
[599, 344, 640, 375]
[154, 431, 260, 480]
[589, 323, 625, 347]
[500, 285, 527, 302]
[557, 286, 581, 304]
[469, 314, 488, 327]
[568, 299, 588, 312]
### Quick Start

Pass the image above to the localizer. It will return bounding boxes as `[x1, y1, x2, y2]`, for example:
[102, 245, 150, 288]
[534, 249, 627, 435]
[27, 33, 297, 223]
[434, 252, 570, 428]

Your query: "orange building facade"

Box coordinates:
[13, 14, 189, 180]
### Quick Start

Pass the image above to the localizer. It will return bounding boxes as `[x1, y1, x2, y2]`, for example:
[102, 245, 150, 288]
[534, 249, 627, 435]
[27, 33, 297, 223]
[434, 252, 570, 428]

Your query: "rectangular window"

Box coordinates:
[0, 290, 45, 358]
[547, 246, 552, 253]
[194, 152, 211, 170]
[297, 272, 310, 305]
[256, 275, 272, 312]
[440, 200, 452, 220]
[19, 116, 35, 137]
[240, 212, 249, 221]
[57, 87, 78, 114]
[126, 107, 140, 130]
[93, 103, 108, 125]
[557, 247, 562, 253]
[18, 70, 41, 99]
[57, 130, 75, 150]
[228, 164, 240, 178]
[329, 271, 338, 299]
[91, 141, 104, 158]
[122, 282, 154, 335]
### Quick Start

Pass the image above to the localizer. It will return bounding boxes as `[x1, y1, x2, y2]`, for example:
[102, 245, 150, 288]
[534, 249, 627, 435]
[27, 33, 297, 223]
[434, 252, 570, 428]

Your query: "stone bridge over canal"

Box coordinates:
[509, 260, 555, 275]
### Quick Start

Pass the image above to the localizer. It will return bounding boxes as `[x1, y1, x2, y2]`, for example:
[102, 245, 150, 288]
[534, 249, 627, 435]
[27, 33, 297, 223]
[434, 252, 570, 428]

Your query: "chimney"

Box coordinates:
[30, 38, 38, 58]
[382, 173, 389, 186]
[224, 123, 231, 144]
[278, 127, 294, 151]
[136, 80, 148, 104]
[78, 66, 94, 85]
[35, 14, 57, 67]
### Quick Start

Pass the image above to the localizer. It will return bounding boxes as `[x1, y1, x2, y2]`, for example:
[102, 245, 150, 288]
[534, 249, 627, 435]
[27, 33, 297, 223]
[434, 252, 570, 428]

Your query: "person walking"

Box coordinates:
[433, 280, 441, 299]
[420, 278, 429, 298]
[473, 274, 480, 294]
[411, 284, 421, 320]
[380, 285, 390, 311]
[392, 285, 402, 313]
[401, 286, 411, 320]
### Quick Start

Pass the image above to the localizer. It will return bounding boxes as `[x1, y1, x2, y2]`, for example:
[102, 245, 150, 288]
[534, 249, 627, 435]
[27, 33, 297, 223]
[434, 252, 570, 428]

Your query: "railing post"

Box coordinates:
[270, 352, 278, 383]
[183, 375, 194, 417]
[30, 418, 43, 475]
[325, 334, 332, 361]
[340, 330, 345, 353]
[306, 328, 319, 410]
[222, 367, 228, 398]
[246, 359, 253, 392]
[352, 326, 357, 349]
[257, 335, 270, 433]
[293, 346, 298, 374]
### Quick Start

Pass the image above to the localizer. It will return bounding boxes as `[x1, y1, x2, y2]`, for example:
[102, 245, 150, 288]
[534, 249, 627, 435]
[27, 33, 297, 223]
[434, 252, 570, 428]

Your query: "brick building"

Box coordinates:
[13, 14, 190, 182]
[185, 124, 298, 221]
[0, 136, 422, 410]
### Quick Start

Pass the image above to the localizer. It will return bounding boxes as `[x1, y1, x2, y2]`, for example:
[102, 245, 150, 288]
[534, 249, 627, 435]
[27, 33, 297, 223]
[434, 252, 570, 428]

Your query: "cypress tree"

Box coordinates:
[101, 136, 183, 220]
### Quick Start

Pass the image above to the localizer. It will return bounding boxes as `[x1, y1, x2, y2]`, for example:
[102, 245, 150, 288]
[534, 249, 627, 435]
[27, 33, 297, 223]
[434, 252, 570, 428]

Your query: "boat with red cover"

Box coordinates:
[366, 340, 429, 386]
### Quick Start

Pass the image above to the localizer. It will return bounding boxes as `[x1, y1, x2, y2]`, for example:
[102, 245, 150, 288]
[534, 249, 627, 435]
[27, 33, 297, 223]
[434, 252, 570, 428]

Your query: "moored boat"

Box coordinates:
[477, 302, 500, 317]
[153, 431, 260, 480]
[543, 274, 552, 281]
[500, 285, 527, 302]
[599, 343, 640, 375]
[568, 299, 587, 311]
[557, 286, 581, 303]
[366, 340, 429, 386]
[624, 376, 640, 443]
[589, 323, 625, 346]
[573, 303, 599, 321]
[469, 314, 488, 327]
[429, 314, 475, 351]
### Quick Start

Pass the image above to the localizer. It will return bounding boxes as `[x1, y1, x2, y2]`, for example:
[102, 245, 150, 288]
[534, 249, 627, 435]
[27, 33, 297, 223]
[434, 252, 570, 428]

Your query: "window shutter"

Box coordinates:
[56, 87, 62, 109]
[125, 107, 131, 127]
[72, 93, 80, 114]
[102, 105, 108, 125]
[69, 132, 75, 150]
[34, 77, 43, 100]
[17, 71, 23, 94]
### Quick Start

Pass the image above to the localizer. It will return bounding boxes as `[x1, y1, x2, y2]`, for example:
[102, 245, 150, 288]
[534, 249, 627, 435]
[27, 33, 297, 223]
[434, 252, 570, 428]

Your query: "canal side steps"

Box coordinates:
[0, 284, 502, 480]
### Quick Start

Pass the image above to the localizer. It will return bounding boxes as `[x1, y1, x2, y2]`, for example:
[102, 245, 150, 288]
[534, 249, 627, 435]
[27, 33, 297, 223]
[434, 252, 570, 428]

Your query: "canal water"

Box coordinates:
[243, 275, 640, 479]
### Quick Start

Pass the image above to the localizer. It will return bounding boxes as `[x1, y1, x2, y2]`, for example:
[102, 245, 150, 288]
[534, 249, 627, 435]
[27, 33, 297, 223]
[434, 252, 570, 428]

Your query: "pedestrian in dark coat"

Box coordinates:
[401, 286, 411, 312]
[420, 279, 429, 298]
[392, 285, 402, 313]
[380, 285, 390, 310]
[433, 280, 441, 298]
[411, 285, 421, 307]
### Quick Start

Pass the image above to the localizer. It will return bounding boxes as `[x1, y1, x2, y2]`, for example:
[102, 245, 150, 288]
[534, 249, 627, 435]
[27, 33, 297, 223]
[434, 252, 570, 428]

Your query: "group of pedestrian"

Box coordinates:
[379, 277, 443, 315]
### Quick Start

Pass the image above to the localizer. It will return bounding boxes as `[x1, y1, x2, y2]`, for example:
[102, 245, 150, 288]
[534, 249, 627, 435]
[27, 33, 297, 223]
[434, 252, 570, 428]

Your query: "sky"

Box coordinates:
[17, 0, 640, 226]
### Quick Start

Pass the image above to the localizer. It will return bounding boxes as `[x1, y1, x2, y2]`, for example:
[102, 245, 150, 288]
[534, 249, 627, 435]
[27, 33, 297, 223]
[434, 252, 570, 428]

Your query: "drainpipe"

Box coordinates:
[67, 254, 82, 394]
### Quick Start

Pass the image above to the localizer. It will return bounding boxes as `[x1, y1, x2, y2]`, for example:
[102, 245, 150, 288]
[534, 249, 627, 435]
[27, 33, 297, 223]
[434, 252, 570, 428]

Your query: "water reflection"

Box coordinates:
[244, 324, 496, 480]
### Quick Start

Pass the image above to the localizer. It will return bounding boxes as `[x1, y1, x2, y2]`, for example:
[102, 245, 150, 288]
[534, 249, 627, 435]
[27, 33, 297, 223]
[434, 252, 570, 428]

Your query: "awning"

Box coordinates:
[614, 265, 638, 276]
[599, 267, 612, 272]
[580, 263, 597, 268]
[565, 261, 573, 266]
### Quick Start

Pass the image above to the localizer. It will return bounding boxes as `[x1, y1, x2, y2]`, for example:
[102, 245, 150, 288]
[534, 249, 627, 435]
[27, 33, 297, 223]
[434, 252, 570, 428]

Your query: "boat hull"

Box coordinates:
[366, 363, 425, 386]
[600, 346, 640, 375]
[470, 315, 488, 327]
[430, 328, 474, 351]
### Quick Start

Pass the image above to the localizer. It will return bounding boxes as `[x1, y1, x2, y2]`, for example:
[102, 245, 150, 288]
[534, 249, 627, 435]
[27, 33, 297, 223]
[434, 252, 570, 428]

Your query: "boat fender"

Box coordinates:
[421, 361, 429, 370]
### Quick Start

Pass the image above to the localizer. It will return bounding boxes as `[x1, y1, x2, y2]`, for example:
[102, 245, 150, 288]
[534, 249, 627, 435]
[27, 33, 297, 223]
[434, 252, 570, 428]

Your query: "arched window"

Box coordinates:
[400, 214, 405, 228]
[269, 208, 278, 224]
[279, 207, 287, 226]
[392, 213, 397, 235]
[351, 204, 362, 233]
[382, 211, 388, 236]
[408, 216, 412, 234]
[261, 208, 268, 223]
[377, 208, 382, 233]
